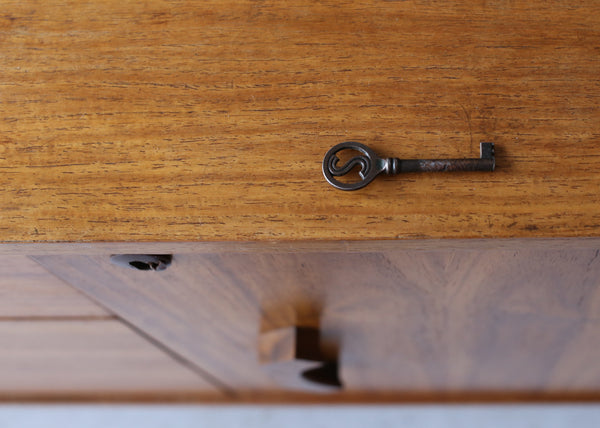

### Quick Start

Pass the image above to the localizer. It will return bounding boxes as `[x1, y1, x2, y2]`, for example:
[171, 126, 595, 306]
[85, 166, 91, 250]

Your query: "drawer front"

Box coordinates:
[35, 248, 600, 399]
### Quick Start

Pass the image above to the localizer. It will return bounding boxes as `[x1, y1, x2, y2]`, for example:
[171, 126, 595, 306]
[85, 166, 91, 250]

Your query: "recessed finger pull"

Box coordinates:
[109, 254, 172, 271]
[323, 141, 495, 191]
[259, 326, 342, 392]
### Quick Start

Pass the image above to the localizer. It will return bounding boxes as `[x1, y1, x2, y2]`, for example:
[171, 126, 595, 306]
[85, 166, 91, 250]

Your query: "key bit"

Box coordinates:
[322, 141, 495, 191]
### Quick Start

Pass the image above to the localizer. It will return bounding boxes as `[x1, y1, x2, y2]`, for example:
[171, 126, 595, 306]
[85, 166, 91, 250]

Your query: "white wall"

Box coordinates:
[1, 405, 599, 428]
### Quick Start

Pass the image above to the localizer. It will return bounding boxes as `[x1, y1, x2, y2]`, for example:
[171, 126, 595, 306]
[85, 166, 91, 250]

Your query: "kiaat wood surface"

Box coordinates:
[2, 0, 600, 243]
[35, 248, 600, 400]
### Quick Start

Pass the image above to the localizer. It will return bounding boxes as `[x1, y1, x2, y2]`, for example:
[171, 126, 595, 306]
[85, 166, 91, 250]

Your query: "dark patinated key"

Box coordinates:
[322, 141, 495, 191]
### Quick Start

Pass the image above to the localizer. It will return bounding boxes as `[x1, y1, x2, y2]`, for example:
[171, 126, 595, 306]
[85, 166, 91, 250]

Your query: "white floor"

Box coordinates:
[0, 405, 599, 428]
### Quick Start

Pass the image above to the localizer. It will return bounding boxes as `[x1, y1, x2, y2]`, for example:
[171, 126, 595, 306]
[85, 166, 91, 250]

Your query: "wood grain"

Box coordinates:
[0, 256, 109, 318]
[1, 0, 600, 243]
[0, 319, 220, 398]
[35, 248, 600, 399]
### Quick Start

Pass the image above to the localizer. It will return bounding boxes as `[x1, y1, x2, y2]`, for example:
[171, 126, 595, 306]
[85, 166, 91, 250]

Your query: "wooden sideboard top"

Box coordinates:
[1, 0, 599, 243]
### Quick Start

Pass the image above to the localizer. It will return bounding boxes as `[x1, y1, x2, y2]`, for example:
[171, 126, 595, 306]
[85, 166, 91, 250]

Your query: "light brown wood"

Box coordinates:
[0, 319, 220, 398]
[35, 248, 600, 399]
[0, 256, 109, 318]
[2, 0, 600, 243]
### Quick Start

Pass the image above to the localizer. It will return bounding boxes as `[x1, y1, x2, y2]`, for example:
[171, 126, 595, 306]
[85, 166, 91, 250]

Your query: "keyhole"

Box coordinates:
[110, 254, 173, 271]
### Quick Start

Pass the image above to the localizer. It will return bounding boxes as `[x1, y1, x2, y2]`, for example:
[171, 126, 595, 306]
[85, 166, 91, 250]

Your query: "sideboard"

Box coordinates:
[1, 0, 599, 402]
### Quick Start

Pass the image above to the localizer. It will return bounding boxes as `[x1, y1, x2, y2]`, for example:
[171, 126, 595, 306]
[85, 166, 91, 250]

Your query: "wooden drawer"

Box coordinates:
[34, 244, 600, 400]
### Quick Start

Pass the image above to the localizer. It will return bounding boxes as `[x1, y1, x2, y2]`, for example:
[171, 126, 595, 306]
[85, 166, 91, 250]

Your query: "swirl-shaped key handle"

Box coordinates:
[322, 141, 495, 191]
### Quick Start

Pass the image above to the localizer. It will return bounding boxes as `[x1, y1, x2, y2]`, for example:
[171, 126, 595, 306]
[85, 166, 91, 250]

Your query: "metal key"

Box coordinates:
[322, 141, 495, 191]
